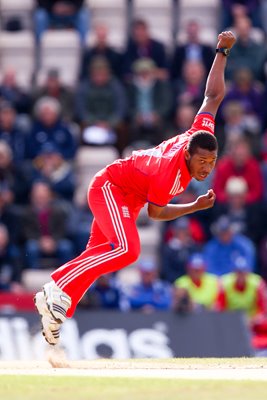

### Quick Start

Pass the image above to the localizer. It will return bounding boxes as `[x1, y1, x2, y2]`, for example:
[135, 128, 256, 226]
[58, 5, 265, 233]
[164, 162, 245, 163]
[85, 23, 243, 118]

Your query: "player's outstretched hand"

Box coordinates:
[216, 31, 236, 49]
[194, 189, 216, 211]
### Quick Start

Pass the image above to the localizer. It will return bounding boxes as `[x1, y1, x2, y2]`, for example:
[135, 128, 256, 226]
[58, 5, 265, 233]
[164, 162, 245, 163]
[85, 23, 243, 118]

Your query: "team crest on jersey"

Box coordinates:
[201, 118, 214, 131]
[122, 206, 130, 218]
[169, 170, 184, 195]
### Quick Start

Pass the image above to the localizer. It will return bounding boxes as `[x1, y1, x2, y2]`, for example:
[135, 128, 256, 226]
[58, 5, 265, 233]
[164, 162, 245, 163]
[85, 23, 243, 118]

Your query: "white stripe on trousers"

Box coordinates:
[56, 181, 123, 279]
[57, 181, 129, 289]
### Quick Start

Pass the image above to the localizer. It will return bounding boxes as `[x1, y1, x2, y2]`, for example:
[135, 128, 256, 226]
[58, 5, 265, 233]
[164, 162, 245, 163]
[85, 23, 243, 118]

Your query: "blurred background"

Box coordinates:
[0, 0, 267, 360]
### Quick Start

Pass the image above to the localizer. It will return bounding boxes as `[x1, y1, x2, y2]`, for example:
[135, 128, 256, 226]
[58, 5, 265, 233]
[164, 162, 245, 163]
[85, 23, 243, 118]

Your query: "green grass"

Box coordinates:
[0, 376, 267, 400]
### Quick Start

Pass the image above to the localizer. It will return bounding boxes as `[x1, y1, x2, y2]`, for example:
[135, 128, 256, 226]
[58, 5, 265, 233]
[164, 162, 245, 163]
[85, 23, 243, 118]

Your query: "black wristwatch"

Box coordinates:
[216, 47, 230, 57]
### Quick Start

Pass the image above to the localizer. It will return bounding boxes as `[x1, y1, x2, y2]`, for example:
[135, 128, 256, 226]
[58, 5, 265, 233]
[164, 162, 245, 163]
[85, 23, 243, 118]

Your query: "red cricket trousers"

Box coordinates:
[51, 174, 141, 317]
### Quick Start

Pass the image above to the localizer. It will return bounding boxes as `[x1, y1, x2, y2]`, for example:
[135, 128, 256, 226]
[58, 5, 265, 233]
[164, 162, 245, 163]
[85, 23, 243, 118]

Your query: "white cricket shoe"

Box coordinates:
[43, 281, 72, 322]
[34, 291, 61, 345]
[34, 281, 72, 345]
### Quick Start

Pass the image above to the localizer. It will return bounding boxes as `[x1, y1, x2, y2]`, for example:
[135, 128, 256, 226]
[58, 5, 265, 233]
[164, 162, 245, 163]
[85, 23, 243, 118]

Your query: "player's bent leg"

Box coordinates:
[51, 181, 141, 317]
[58, 231, 140, 318]
[35, 179, 141, 343]
[35, 235, 139, 345]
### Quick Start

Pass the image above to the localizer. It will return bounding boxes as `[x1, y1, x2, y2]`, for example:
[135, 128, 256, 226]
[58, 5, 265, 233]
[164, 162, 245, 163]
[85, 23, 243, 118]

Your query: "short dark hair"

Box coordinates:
[187, 131, 218, 155]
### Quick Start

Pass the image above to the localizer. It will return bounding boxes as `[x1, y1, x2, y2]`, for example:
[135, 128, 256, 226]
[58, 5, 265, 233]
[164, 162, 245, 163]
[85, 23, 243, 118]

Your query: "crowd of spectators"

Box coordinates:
[1, 1, 267, 346]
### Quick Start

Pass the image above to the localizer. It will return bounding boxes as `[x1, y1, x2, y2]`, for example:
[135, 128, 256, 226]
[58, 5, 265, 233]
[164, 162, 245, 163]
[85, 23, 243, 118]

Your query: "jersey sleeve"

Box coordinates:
[186, 112, 215, 136]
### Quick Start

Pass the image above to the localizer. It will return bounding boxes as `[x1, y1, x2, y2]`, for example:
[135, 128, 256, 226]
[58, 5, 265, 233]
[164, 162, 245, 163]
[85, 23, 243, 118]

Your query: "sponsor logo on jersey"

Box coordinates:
[169, 170, 184, 195]
[201, 118, 214, 131]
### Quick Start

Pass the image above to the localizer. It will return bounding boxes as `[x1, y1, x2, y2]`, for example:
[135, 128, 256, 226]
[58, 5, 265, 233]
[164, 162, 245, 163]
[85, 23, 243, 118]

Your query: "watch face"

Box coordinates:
[224, 48, 230, 56]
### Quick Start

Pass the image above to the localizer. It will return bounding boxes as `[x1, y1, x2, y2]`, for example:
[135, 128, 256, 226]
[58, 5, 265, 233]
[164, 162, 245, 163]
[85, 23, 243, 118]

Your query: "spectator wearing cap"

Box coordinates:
[122, 19, 168, 82]
[203, 215, 256, 276]
[33, 69, 75, 122]
[20, 180, 74, 269]
[161, 217, 201, 283]
[32, 142, 76, 202]
[76, 56, 128, 156]
[173, 253, 224, 312]
[26, 97, 77, 160]
[122, 258, 172, 312]
[0, 102, 27, 163]
[212, 137, 264, 205]
[212, 176, 263, 244]
[80, 22, 122, 81]
[127, 57, 172, 147]
[222, 255, 267, 320]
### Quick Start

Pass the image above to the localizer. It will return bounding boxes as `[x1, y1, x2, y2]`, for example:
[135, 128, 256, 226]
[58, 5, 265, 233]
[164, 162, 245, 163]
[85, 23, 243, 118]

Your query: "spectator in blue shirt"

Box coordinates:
[91, 274, 121, 309]
[0, 102, 27, 164]
[31, 142, 76, 202]
[0, 68, 32, 114]
[34, 0, 90, 46]
[26, 97, 77, 160]
[122, 258, 172, 312]
[78, 273, 121, 310]
[204, 215, 256, 276]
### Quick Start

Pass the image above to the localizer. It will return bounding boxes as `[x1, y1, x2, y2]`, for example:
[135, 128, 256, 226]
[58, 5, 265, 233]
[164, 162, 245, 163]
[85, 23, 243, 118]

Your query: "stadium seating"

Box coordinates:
[0, 0, 34, 30]
[132, 0, 174, 50]
[0, 30, 35, 88]
[74, 145, 118, 203]
[22, 269, 53, 293]
[86, 0, 127, 50]
[177, 0, 220, 46]
[37, 30, 81, 88]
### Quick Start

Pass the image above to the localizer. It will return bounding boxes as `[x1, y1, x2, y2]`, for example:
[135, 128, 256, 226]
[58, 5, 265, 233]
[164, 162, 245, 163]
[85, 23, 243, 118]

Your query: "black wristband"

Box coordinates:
[216, 48, 230, 57]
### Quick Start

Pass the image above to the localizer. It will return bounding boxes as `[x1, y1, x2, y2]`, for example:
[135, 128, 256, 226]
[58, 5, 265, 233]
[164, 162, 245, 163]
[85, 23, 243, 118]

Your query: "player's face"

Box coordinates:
[186, 148, 217, 181]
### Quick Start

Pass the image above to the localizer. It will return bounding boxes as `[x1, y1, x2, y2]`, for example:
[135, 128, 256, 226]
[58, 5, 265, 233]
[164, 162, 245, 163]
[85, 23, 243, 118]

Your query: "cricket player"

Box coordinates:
[35, 31, 236, 345]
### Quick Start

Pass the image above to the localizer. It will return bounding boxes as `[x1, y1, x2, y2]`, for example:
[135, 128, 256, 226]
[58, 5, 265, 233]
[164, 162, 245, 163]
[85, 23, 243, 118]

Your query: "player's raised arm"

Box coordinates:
[198, 31, 236, 117]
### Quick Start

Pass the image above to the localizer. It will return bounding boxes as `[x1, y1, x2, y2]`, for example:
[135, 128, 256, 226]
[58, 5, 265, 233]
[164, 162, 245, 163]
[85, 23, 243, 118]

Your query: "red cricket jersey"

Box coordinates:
[100, 112, 215, 211]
